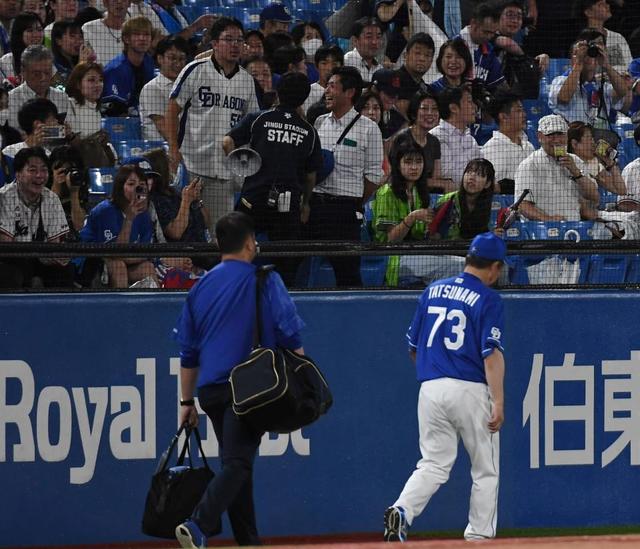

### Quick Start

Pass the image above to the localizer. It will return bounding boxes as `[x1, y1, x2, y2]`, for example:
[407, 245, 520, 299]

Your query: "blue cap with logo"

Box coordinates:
[121, 156, 153, 172]
[468, 232, 506, 261]
[260, 3, 292, 24]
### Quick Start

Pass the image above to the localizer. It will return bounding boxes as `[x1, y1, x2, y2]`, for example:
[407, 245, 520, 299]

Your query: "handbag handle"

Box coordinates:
[154, 422, 187, 474]
[177, 425, 213, 472]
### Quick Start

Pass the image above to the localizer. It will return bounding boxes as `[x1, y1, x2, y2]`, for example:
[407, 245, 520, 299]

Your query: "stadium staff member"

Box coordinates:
[312, 65, 384, 287]
[384, 232, 506, 542]
[174, 211, 305, 549]
[223, 71, 323, 286]
[166, 16, 259, 231]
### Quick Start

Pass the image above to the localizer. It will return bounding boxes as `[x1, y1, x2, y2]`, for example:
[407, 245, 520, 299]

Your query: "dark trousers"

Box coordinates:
[193, 383, 263, 546]
[0, 259, 75, 289]
[237, 187, 303, 287]
[308, 193, 362, 287]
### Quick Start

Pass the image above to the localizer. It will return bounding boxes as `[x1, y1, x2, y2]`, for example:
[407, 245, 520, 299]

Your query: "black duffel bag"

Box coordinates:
[229, 267, 332, 434]
[142, 424, 217, 539]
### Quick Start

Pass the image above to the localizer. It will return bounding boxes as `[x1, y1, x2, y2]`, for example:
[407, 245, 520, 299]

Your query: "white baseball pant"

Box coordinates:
[393, 377, 500, 539]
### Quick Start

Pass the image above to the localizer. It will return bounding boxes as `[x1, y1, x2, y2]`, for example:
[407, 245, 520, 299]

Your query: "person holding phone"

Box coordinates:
[514, 114, 600, 221]
[567, 120, 626, 196]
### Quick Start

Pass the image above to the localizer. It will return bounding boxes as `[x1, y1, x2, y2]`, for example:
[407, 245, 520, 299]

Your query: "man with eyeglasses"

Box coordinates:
[167, 17, 259, 231]
[455, 2, 504, 90]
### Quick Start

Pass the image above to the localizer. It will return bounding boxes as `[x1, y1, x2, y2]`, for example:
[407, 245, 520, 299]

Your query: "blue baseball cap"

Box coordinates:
[468, 232, 507, 262]
[260, 3, 292, 24]
[121, 155, 153, 172]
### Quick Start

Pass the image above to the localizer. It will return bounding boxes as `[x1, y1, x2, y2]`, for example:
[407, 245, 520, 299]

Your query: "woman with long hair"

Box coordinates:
[429, 37, 473, 94]
[79, 164, 157, 288]
[372, 139, 433, 285]
[0, 12, 44, 84]
[430, 158, 497, 239]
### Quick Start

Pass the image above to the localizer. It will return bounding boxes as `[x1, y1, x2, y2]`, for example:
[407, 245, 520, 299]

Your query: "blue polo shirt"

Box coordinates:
[174, 260, 305, 388]
[102, 53, 156, 110]
[79, 199, 153, 243]
[407, 271, 504, 384]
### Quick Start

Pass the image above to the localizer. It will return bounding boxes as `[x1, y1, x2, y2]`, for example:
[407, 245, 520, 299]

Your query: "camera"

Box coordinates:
[469, 79, 492, 110]
[587, 40, 600, 58]
[68, 168, 84, 187]
[135, 184, 148, 201]
[42, 125, 66, 140]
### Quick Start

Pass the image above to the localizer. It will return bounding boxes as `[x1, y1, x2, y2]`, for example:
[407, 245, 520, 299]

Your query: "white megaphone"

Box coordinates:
[227, 147, 262, 178]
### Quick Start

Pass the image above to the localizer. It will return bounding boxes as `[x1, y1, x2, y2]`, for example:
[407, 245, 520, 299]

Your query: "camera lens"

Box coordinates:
[587, 41, 600, 58]
[135, 184, 146, 194]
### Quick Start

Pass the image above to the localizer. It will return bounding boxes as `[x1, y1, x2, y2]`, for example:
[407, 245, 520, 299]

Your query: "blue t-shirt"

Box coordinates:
[407, 271, 504, 384]
[173, 260, 305, 388]
[79, 199, 153, 243]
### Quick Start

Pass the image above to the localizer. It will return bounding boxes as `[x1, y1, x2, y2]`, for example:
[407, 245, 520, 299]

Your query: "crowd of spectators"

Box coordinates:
[0, 0, 639, 289]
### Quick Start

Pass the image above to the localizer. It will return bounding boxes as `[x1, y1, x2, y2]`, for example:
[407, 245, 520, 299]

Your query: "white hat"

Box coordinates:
[537, 114, 569, 135]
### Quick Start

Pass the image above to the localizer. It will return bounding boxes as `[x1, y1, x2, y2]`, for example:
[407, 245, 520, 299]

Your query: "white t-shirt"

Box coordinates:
[0, 52, 14, 80]
[621, 158, 640, 201]
[127, 2, 165, 33]
[605, 29, 632, 74]
[514, 148, 588, 221]
[66, 97, 101, 137]
[4, 83, 70, 131]
[302, 81, 324, 115]
[82, 19, 123, 67]
[343, 49, 381, 84]
[139, 73, 173, 141]
[481, 130, 535, 182]
[170, 58, 259, 179]
[429, 120, 481, 185]
[0, 181, 69, 241]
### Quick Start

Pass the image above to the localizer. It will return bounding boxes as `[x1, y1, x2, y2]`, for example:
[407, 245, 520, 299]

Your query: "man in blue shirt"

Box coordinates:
[174, 211, 305, 549]
[102, 16, 156, 116]
[384, 232, 506, 542]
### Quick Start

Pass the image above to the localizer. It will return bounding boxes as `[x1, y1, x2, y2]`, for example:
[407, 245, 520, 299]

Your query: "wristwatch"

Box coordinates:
[570, 172, 584, 181]
[180, 399, 195, 406]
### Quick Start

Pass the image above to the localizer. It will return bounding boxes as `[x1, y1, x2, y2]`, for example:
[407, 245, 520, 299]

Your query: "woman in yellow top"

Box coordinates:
[372, 139, 434, 285]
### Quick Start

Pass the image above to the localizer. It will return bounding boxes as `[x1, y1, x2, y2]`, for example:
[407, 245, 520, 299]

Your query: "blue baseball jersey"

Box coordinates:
[407, 272, 504, 384]
[173, 260, 305, 388]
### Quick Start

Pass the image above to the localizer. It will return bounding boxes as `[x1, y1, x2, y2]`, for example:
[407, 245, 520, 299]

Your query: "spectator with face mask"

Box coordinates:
[291, 20, 324, 83]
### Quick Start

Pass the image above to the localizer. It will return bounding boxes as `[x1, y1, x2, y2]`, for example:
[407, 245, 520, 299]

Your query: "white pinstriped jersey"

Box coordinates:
[170, 58, 259, 179]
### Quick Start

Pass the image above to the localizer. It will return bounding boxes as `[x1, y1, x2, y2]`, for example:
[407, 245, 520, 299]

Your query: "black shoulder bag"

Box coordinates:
[229, 266, 333, 434]
[141, 423, 217, 539]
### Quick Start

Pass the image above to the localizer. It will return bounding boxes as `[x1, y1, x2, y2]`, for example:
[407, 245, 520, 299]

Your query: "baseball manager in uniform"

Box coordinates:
[384, 232, 506, 542]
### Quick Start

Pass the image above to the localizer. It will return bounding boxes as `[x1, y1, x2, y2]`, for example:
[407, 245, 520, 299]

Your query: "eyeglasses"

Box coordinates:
[503, 10, 523, 20]
[217, 37, 244, 45]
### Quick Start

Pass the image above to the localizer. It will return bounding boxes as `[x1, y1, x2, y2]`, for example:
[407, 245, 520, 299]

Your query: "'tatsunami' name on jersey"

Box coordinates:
[427, 283, 481, 307]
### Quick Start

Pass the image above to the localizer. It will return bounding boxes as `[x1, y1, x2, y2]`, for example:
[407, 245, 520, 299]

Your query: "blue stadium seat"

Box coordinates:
[598, 188, 619, 210]
[88, 167, 117, 203]
[115, 139, 166, 160]
[504, 221, 528, 240]
[524, 221, 564, 240]
[587, 254, 628, 284]
[237, 8, 262, 29]
[220, 0, 260, 7]
[294, 7, 333, 25]
[626, 255, 640, 283]
[547, 58, 571, 82]
[526, 120, 540, 148]
[101, 117, 142, 143]
[561, 220, 594, 242]
[522, 98, 550, 121]
[361, 256, 388, 286]
[616, 123, 640, 168]
[306, 257, 336, 287]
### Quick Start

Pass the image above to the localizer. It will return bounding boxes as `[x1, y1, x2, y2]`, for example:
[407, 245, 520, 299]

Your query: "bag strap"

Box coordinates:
[253, 265, 274, 348]
[155, 422, 187, 474]
[176, 425, 213, 471]
[335, 114, 361, 147]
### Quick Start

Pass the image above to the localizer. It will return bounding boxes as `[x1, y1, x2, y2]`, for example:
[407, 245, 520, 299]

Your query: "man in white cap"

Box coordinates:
[514, 114, 600, 221]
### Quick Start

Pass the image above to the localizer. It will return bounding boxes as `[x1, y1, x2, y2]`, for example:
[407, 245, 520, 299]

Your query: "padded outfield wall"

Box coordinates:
[1, 291, 639, 547]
